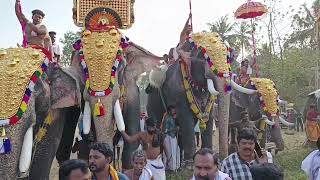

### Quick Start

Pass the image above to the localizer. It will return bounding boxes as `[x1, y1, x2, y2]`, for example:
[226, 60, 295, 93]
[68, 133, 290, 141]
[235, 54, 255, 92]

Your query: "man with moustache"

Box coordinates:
[221, 128, 269, 180]
[88, 143, 129, 180]
[192, 148, 231, 180]
[121, 117, 166, 180]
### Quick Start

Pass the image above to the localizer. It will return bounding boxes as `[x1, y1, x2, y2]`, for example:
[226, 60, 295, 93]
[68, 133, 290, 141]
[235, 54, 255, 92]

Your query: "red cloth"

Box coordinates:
[306, 110, 320, 121]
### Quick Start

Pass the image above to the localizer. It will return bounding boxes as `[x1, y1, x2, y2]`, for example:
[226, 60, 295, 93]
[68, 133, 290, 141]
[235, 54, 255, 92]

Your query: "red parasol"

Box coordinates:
[235, 0, 268, 19]
[235, 0, 268, 77]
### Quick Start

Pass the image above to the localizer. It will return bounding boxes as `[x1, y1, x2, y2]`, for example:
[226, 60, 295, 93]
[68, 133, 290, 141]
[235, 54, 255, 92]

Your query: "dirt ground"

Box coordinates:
[49, 129, 310, 179]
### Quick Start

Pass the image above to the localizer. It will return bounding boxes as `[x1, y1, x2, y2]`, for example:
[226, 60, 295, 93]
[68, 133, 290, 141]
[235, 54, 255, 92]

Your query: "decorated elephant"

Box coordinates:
[146, 32, 257, 161]
[229, 78, 293, 152]
[0, 47, 80, 179]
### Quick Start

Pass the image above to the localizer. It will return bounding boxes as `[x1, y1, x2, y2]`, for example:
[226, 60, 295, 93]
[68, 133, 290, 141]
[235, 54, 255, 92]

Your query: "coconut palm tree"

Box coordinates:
[207, 16, 235, 44]
[230, 22, 252, 61]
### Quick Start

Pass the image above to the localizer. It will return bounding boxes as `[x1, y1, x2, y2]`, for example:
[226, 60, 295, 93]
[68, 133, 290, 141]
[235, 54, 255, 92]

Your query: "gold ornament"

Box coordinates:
[251, 78, 279, 115]
[191, 32, 229, 74]
[0, 48, 45, 119]
[82, 28, 121, 91]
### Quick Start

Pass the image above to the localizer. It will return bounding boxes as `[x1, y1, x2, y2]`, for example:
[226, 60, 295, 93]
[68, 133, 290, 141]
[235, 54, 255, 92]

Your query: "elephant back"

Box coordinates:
[0, 47, 50, 125]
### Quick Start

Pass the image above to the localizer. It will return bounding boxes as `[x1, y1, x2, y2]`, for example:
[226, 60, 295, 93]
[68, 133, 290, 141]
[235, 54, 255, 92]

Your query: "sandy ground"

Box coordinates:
[49, 129, 307, 179]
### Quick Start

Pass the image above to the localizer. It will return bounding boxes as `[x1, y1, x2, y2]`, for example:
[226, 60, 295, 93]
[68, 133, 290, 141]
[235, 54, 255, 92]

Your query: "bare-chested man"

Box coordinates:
[121, 117, 166, 180]
[15, 0, 52, 54]
[230, 111, 261, 133]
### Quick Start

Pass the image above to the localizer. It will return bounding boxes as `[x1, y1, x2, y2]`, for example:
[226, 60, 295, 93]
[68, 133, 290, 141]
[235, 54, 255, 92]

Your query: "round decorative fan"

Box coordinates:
[85, 7, 122, 30]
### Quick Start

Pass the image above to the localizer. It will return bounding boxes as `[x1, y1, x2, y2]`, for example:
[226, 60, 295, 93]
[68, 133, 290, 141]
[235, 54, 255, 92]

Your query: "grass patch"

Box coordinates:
[275, 147, 312, 180]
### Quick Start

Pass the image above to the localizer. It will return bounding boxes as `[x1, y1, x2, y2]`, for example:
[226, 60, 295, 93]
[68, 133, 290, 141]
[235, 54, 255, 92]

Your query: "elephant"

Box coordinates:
[229, 78, 293, 153]
[0, 47, 80, 180]
[65, 34, 161, 169]
[146, 32, 256, 161]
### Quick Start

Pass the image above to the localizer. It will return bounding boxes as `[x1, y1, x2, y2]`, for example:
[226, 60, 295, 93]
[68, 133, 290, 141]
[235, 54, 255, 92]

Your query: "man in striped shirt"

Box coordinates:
[221, 128, 268, 180]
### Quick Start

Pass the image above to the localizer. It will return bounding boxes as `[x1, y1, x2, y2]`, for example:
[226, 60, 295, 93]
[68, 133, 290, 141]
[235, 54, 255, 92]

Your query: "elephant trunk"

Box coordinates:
[230, 79, 257, 94]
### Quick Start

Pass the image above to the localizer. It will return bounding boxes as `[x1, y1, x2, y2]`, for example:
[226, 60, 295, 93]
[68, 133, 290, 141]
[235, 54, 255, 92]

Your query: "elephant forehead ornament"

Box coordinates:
[75, 1, 131, 118]
[0, 48, 50, 154]
[188, 32, 232, 92]
[250, 78, 279, 116]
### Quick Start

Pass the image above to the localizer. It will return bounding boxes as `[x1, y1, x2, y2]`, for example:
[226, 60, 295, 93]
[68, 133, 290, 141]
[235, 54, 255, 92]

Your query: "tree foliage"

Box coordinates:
[60, 31, 81, 67]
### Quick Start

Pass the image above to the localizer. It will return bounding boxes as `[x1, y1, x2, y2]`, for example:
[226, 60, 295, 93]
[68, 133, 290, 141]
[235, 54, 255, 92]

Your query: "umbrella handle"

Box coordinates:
[189, 0, 193, 31]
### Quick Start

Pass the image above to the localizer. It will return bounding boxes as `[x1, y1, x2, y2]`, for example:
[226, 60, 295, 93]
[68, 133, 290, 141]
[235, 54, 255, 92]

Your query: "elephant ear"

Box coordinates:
[47, 65, 81, 109]
[121, 42, 161, 85]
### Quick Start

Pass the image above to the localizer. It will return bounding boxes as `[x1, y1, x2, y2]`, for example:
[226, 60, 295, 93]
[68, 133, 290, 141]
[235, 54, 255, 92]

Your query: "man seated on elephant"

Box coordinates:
[229, 111, 261, 134]
[15, 0, 52, 55]
[221, 128, 270, 180]
[89, 143, 129, 180]
[59, 159, 91, 180]
[161, 105, 180, 171]
[121, 117, 166, 180]
[124, 150, 154, 180]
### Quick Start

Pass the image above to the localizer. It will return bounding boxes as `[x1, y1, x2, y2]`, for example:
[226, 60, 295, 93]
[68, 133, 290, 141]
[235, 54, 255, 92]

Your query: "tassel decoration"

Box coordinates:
[94, 98, 105, 117]
[0, 127, 11, 154]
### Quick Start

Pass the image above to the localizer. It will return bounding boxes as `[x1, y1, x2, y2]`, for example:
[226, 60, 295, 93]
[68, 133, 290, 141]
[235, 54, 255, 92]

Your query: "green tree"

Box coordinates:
[207, 16, 235, 44]
[60, 31, 81, 67]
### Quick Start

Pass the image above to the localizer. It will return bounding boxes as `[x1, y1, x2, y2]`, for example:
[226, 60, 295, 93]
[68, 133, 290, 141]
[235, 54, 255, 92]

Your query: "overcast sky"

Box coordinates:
[0, 0, 312, 55]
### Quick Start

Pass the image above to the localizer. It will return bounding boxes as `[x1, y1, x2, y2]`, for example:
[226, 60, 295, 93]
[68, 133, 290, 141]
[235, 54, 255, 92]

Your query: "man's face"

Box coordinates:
[238, 139, 255, 157]
[68, 168, 91, 180]
[193, 154, 218, 180]
[170, 108, 177, 118]
[50, 34, 56, 43]
[146, 125, 156, 134]
[88, 150, 110, 173]
[132, 156, 146, 175]
[32, 14, 43, 25]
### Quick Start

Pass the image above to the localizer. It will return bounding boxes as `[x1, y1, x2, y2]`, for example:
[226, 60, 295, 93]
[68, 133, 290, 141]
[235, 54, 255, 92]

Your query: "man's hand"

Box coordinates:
[257, 150, 268, 164]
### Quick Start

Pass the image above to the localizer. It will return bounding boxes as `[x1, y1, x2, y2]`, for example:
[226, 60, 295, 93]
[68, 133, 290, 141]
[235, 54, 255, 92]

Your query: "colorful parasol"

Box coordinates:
[235, 0, 268, 19]
[235, 0, 268, 77]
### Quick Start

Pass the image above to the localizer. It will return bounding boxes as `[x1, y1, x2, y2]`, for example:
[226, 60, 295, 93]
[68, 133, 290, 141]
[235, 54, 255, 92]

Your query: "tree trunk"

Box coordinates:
[215, 77, 231, 159]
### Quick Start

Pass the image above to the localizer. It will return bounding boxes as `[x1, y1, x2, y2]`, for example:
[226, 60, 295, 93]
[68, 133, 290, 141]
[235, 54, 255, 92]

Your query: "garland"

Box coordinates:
[249, 78, 279, 117]
[0, 51, 50, 126]
[180, 60, 216, 130]
[77, 36, 129, 97]
[187, 36, 232, 93]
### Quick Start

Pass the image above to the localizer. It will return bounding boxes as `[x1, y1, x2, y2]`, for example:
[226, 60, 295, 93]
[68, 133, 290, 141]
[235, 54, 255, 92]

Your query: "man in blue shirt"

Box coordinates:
[89, 143, 129, 180]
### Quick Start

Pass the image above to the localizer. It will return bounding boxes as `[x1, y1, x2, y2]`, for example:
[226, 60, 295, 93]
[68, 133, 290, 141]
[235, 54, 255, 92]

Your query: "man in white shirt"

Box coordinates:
[49, 31, 62, 65]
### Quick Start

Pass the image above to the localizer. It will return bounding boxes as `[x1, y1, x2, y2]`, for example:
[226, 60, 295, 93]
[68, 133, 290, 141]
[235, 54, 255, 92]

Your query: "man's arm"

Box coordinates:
[179, 13, 192, 44]
[15, 0, 28, 24]
[121, 131, 141, 144]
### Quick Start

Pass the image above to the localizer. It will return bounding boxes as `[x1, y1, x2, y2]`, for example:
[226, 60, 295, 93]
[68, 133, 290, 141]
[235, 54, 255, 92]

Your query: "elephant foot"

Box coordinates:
[17, 171, 29, 179]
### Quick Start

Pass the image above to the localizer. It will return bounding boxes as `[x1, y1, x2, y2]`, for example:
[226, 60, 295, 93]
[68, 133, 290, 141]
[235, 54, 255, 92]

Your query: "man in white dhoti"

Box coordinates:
[124, 150, 153, 180]
[121, 117, 166, 180]
[302, 137, 320, 180]
[162, 105, 180, 171]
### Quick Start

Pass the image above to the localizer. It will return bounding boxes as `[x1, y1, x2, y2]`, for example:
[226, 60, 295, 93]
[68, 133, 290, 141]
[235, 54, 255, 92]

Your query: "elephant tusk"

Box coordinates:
[207, 79, 219, 95]
[19, 126, 33, 173]
[262, 115, 276, 126]
[230, 79, 257, 94]
[83, 101, 91, 135]
[277, 98, 287, 105]
[114, 99, 126, 132]
[279, 115, 295, 127]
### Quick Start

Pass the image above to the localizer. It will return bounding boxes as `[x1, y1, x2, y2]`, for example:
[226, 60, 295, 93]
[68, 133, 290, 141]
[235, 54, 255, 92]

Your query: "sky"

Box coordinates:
[0, 0, 312, 56]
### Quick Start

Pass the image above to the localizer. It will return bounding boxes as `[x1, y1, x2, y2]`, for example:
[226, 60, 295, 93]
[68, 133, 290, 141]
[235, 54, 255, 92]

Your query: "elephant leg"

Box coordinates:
[271, 126, 284, 152]
[178, 102, 196, 161]
[201, 118, 213, 149]
[29, 108, 68, 180]
[122, 85, 140, 169]
[55, 106, 80, 165]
